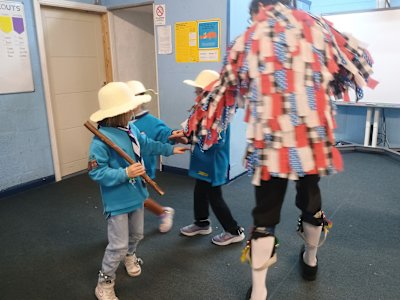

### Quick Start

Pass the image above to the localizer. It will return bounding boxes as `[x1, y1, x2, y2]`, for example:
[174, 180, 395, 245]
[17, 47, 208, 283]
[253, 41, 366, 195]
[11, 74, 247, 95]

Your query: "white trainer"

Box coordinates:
[124, 253, 142, 277]
[95, 280, 119, 300]
[159, 207, 175, 233]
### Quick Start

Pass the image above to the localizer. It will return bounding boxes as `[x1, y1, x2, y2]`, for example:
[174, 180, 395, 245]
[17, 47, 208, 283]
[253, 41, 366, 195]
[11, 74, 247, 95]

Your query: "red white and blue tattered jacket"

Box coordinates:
[184, 3, 376, 185]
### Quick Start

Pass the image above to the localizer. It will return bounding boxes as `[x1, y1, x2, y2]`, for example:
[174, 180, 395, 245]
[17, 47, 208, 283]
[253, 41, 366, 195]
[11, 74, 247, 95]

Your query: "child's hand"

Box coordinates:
[169, 130, 189, 144]
[126, 162, 146, 178]
[173, 147, 190, 154]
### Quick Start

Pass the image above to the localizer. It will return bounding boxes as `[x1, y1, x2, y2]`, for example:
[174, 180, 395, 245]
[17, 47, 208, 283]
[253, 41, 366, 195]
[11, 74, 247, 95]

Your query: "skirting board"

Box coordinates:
[337, 144, 400, 161]
[0, 176, 55, 199]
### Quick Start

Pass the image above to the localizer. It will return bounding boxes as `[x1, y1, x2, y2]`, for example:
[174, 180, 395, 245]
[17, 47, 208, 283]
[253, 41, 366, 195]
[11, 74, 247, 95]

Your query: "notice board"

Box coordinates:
[0, 1, 34, 94]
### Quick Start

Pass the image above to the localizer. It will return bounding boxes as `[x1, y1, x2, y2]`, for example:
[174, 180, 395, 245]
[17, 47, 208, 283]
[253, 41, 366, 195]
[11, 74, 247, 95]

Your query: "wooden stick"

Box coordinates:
[84, 121, 165, 196]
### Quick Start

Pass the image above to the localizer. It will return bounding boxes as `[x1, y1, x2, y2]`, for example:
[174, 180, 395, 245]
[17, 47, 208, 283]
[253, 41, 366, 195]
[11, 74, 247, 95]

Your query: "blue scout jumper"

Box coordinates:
[188, 127, 230, 186]
[88, 122, 174, 217]
[133, 111, 174, 179]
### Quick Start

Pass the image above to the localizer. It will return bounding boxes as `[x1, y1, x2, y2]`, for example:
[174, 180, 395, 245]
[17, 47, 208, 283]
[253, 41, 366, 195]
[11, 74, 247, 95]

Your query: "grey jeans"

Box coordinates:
[99, 207, 144, 282]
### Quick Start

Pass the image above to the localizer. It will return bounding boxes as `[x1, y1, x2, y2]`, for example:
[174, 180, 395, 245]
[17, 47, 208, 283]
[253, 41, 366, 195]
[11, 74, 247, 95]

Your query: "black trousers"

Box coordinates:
[194, 179, 239, 234]
[253, 175, 322, 228]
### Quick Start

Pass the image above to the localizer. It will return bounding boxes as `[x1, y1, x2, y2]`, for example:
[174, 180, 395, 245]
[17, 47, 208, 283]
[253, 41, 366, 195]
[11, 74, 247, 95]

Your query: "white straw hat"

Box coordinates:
[125, 81, 153, 106]
[183, 70, 219, 89]
[90, 82, 143, 122]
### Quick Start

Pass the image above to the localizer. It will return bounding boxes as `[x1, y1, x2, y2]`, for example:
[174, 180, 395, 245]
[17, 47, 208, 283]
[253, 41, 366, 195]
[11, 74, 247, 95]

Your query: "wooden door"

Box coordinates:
[41, 7, 107, 177]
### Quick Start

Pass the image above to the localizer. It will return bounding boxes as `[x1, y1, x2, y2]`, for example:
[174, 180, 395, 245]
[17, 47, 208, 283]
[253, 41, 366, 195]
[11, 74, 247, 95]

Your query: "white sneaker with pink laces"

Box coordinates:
[159, 207, 175, 233]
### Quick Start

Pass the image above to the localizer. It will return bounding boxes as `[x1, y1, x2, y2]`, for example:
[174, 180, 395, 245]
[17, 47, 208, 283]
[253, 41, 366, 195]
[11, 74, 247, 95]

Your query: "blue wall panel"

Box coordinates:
[0, 0, 53, 192]
[154, 0, 228, 169]
[0, 0, 104, 193]
[392, 0, 400, 6]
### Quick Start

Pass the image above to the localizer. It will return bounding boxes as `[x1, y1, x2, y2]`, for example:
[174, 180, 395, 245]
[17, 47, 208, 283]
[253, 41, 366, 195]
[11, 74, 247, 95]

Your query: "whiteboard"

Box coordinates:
[0, 1, 34, 94]
[325, 9, 400, 105]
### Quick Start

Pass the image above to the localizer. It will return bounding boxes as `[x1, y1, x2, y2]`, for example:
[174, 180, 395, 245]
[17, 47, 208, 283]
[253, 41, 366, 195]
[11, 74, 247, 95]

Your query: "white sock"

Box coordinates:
[250, 236, 275, 300]
[302, 222, 322, 267]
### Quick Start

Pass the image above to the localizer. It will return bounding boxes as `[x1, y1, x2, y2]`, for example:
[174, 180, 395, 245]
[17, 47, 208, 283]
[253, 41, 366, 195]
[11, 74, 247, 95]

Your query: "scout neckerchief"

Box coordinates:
[118, 126, 146, 187]
[117, 126, 143, 165]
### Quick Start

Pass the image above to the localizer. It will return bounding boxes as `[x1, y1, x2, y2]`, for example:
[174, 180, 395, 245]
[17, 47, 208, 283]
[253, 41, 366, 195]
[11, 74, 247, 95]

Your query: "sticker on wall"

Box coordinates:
[0, 0, 34, 94]
[154, 4, 166, 26]
[174, 18, 221, 63]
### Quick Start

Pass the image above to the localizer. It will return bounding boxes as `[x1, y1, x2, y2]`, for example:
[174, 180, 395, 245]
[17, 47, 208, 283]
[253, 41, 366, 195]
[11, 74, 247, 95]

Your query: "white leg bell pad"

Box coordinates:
[250, 236, 276, 300]
[302, 222, 322, 267]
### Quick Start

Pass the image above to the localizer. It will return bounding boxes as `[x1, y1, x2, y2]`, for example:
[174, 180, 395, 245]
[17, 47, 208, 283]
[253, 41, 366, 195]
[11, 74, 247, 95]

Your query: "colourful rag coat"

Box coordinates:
[88, 123, 174, 216]
[184, 3, 375, 185]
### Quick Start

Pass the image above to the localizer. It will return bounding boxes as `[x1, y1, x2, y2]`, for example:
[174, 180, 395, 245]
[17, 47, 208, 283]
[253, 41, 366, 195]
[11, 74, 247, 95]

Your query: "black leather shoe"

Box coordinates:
[299, 245, 318, 281]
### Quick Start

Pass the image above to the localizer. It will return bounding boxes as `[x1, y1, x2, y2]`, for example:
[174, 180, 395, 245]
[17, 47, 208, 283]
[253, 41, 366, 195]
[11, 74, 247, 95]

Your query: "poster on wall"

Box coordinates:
[198, 19, 220, 62]
[175, 21, 198, 63]
[175, 18, 221, 63]
[0, 1, 34, 94]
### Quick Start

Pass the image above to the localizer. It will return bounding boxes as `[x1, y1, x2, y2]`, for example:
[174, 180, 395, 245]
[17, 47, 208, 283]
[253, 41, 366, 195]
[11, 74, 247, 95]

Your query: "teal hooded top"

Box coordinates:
[133, 111, 174, 179]
[88, 122, 174, 217]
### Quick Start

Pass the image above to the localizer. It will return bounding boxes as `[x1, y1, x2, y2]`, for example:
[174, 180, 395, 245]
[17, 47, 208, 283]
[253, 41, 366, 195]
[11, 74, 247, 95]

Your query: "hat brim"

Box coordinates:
[183, 79, 203, 88]
[134, 94, 152, 105]
[90, 94, 151, 122]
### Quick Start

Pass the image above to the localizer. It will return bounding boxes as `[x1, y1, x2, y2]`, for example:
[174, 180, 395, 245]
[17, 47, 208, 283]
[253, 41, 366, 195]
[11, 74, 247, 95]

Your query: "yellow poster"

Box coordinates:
[175, 19, 221, 63]
[175, 21, 198, 63]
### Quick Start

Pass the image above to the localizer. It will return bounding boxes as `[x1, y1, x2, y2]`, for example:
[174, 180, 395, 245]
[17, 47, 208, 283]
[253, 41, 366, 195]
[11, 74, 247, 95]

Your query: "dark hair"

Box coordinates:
[249, 0, 293, 16]
[99, 111, 133, 127]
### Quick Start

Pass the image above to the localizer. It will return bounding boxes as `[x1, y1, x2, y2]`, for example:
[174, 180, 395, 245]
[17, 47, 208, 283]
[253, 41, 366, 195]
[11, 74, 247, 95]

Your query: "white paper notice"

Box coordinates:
[189, 32, 197, 47]
[157, 25, 172, 55]
[199, 50, 218, 62]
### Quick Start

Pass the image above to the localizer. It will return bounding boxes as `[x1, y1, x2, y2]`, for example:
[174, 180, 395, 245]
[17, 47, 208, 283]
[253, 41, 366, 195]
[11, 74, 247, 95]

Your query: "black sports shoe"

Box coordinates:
[245, 286, 267, 300]
[299, 245, 318, 281]
[246, 286, 252, 300]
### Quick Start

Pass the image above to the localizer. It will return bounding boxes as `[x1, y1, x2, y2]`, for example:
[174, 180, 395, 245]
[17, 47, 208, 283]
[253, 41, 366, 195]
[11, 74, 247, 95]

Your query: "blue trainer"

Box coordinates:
[180, 223, 212, 236]
[211, 227, 245, 246]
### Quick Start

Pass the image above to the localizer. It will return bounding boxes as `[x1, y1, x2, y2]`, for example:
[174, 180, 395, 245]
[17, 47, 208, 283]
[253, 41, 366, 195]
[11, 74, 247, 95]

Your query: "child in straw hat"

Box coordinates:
[88, 82, 188, 300]
[179, 70, 245, 246]
[126, 80, 188, 233]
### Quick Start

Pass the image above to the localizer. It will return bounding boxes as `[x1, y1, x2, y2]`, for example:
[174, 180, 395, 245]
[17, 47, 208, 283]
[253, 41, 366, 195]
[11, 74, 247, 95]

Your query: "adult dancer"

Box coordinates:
[182, 1, 376, 299]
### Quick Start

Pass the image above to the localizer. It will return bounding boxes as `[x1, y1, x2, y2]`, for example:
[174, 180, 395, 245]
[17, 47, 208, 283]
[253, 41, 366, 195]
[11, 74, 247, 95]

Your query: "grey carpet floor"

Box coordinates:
[0, 152, 399, 300]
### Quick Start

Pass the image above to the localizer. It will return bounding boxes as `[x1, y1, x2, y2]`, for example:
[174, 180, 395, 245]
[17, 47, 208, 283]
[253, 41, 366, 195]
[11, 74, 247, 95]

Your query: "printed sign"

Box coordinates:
[175, 21, 198, 63]
[154, 4, 166, 26]
[198, 20, 219, 49]
[0, 1, 34, 94]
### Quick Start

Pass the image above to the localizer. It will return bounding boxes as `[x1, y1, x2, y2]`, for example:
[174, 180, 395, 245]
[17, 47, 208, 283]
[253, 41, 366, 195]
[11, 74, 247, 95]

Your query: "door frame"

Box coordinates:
[33, 0, 112, 181]
[107, 3, 160, 117]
